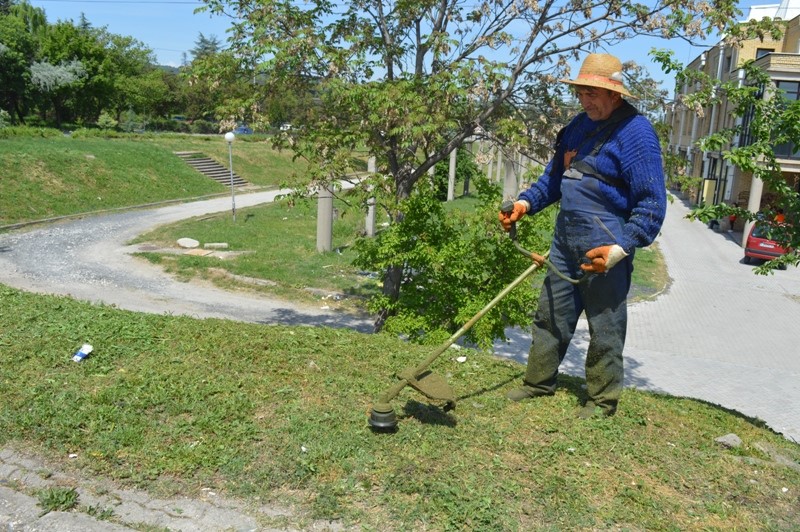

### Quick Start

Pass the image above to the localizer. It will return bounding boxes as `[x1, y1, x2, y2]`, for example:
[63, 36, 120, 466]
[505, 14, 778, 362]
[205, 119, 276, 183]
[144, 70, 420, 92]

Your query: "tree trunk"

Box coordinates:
[373, 263, 403, 332]
[373, 173, 415, 332]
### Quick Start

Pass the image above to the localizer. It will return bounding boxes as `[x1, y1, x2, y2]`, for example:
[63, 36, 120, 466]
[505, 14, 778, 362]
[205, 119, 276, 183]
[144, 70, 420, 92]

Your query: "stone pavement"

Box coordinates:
[495, 195, 800, 443]
[0, 446, 345, 531]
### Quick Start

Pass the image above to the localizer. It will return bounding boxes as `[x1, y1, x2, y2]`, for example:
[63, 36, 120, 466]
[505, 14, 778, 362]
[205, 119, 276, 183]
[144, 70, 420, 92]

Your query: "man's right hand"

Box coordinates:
[498, 201, 528, 232]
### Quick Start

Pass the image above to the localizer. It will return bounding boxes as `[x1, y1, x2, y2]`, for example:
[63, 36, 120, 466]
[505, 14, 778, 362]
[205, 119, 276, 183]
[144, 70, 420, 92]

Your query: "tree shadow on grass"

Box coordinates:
[257, 306, 373, 332]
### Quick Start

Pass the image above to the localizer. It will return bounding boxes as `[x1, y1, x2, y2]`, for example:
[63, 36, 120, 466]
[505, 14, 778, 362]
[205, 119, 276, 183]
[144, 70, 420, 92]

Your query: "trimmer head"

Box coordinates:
[368, 402, 398, 432]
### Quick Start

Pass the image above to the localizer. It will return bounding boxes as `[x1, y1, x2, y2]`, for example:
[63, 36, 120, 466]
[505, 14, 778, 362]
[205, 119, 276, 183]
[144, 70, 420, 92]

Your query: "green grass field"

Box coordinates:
[1, 285, 798, 530]
[0, 134, 308, 226]
[1, 131, 797, 530]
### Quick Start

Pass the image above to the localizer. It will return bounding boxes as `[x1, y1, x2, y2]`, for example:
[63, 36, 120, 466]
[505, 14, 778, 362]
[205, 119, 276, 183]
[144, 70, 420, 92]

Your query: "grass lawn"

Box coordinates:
[2, 132, 797, 529]
[130, 194, 383, 310]
[129, 193, 669, 310]
[0, 134, 310, 226]
[1, 285, 798, 530]
[138, 134, 315, 189]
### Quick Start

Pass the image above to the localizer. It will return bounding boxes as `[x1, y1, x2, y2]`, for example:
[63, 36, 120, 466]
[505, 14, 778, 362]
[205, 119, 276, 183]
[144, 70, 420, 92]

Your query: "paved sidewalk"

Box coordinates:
[495, 196, 800, 443]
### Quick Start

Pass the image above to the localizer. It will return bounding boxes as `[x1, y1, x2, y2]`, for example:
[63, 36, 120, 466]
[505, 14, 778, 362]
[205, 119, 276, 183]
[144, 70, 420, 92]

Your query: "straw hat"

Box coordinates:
[560, 54, 632, 97]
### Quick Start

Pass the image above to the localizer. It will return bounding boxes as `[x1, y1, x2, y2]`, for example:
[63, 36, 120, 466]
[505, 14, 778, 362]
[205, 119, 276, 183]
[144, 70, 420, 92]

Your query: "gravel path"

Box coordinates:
[0, 190, 372, 332]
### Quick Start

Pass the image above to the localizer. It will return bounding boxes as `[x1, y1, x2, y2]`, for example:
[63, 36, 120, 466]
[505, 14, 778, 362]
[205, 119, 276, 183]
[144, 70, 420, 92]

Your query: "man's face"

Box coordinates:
[574, 86, 621, 121]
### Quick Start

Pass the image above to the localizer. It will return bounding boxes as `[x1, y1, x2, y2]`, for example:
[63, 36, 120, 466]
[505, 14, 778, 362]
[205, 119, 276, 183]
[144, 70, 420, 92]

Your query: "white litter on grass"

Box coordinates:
[783, 487, 789, 493]
[71, 343, 93, 362]
[68, 453, 78, 459]
[320, 305, 330, 310]
[456, 356, 468, 363]
[301, 446, 308, 453]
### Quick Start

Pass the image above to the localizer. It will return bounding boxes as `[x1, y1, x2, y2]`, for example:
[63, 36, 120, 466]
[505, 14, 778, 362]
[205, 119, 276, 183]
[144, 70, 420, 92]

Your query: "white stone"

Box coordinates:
[177, 237, 200, 248]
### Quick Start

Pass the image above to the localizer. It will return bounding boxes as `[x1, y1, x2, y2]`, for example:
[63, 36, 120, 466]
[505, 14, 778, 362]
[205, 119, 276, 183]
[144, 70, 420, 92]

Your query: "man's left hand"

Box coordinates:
[580, 244, 628, 274]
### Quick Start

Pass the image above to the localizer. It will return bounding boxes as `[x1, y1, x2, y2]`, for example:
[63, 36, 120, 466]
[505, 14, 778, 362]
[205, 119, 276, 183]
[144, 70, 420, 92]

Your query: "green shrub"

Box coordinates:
[148, 117, 189, 133]
[189, 119, 219, 134]
[96, 111, 118, 130]
[71, 127, 125, 139]
[0, 126, 63, 139]
[353, 174, 554, 348]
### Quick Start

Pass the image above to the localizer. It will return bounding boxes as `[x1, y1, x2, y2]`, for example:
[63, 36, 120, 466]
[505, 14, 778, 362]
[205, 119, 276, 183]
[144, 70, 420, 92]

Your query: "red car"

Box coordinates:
[744, 223, 790, 269]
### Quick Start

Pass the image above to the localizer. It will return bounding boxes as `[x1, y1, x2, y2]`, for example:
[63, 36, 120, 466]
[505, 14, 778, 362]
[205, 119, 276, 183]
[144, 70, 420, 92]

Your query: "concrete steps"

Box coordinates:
[175, 151, 248, 187]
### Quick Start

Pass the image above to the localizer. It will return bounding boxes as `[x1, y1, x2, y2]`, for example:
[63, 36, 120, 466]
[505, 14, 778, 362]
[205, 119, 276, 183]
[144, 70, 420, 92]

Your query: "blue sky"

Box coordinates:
[28, 0, 768, 91]
[29, 0, 231, 67]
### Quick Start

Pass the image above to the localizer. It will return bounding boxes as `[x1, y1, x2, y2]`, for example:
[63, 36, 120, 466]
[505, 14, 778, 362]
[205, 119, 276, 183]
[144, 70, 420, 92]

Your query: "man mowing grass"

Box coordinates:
[499, 53, 667, 419]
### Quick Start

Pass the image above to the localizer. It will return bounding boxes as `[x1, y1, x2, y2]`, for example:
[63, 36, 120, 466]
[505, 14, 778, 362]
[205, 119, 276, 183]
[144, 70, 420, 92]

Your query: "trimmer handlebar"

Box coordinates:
[500, 200, 585, 286]
[500, 200, 518, 241]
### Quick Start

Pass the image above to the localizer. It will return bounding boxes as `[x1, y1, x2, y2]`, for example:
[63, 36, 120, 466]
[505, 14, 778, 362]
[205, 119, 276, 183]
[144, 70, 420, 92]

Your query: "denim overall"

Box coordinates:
[522, 156, 634, 414]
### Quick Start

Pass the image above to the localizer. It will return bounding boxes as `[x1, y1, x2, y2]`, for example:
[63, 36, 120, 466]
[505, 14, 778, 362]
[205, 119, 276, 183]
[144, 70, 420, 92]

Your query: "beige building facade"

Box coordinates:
[667, 0, 800, 241]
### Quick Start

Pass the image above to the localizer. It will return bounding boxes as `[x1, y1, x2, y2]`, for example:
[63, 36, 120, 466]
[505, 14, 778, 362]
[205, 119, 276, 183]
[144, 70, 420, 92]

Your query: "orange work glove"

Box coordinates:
[498, 201, 528, 232]
[580, 244, 628, 274]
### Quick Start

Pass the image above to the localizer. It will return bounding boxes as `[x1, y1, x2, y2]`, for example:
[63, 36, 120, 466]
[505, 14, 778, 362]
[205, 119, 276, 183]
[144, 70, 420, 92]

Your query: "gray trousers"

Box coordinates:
[522, 252, 632, 411]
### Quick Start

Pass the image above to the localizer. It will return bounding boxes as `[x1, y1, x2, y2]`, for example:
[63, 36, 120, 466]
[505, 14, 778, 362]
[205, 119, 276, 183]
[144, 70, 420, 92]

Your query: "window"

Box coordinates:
[776, 80, 800, 101]
[738, 84, 763, 148]
[756, 48, 774, 59]
[773, 81, 800, 159]
[738, 82, 800, 159]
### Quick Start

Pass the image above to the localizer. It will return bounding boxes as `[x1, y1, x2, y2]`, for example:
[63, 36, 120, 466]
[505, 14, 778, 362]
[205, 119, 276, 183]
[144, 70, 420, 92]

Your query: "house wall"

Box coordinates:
[665, 11, 800, 242]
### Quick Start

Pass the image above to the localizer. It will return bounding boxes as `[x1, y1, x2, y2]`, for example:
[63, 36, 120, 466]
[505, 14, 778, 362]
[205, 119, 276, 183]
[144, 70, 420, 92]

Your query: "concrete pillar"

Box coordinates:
[486, 146, 494, 180]
[365, 157, 376, 237]
[495, 149, 503, 182]
[742, 175, 764, 247]
[447, 149, 457, 201]
[503, 155, 518, 199]
[316, 185, 333, 252]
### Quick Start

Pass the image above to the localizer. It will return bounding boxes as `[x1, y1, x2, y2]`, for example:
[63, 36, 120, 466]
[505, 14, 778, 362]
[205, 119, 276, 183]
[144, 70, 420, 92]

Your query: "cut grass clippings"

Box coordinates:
[1, 285, 798, 530]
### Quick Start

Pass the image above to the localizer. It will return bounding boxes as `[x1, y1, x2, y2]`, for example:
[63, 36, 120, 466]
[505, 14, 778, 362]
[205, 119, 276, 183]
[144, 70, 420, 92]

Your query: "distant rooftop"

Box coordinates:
[745, 0, 800, 21]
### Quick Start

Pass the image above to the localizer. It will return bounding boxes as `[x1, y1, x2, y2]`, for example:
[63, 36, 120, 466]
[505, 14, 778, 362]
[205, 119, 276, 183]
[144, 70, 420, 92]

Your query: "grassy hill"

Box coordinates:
[0, 130, 797, 530]
[0, 132, 306, 226]
[1, 285, 798, 530]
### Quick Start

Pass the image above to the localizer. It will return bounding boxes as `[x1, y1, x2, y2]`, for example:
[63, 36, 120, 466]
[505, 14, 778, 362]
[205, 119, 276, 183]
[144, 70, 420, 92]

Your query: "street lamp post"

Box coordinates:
[224, 131, 236, 222]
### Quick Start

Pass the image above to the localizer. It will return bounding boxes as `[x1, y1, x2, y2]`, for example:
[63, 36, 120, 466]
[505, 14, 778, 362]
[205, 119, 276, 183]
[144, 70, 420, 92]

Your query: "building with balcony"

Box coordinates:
[667, 0, 800, 240]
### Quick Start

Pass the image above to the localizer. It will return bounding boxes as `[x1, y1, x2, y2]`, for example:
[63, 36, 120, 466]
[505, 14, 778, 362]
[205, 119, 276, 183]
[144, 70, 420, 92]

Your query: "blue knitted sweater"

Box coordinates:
[518, 105, 667, 254]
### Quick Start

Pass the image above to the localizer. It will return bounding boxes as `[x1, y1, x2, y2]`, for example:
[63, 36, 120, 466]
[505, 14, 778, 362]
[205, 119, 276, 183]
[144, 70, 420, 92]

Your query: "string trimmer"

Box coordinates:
[368, 201, 585, 432]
